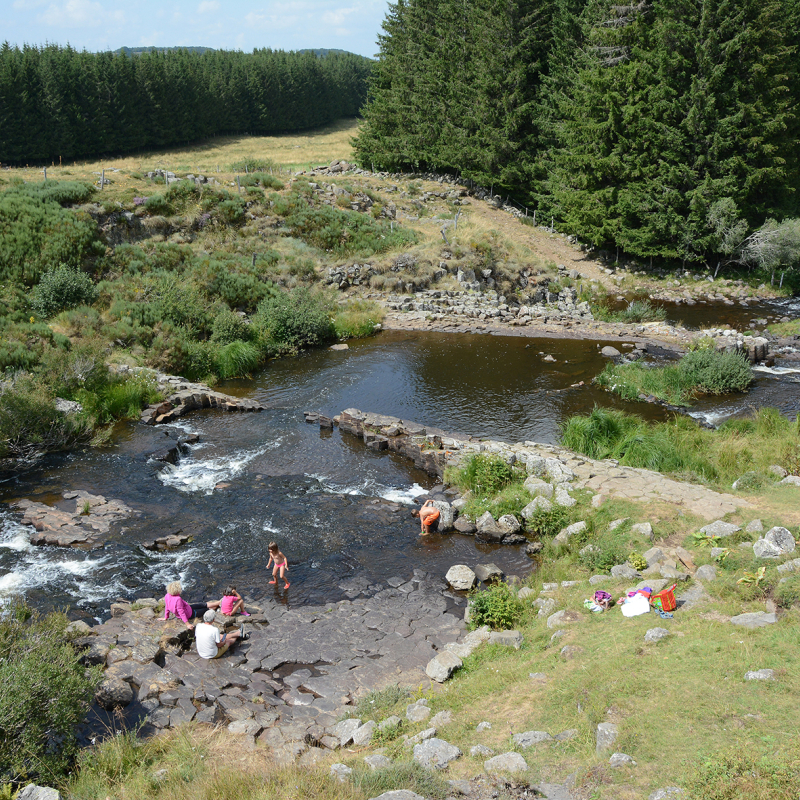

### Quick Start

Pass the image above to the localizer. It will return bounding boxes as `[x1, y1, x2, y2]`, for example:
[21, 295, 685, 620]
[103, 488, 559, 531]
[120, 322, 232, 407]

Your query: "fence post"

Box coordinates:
[101, 168, 105, 190]
[237, 175, 241, 193]
[43, 167, 47, 182]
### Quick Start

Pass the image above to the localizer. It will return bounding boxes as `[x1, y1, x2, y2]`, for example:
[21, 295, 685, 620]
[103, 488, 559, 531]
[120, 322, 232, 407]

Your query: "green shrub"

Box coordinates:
[468, 582, 523, 630]
[17, 180, 95, 206]
[164, 180, 201, 209]
[0, 375, 93, 459]
[774, 575, 800, 608]
[80, 374, 163, 424]
[239, 172, 284, 190]
[614, 299, 666, 323]
[213, 340, 261, 379]
[678, 348, 752, 395]
[458, 454, 516, 496]
[628, 551, 648, 571]
[464, 483, 533, 522]
[153, 274, 211, 333]
[578, 532, 629, 572]
[0, 188, 103, 284]
[218, 198, 245, 224]
[252, 287, 334, 355]
[143, 194, 172, 215]
[524, 503, 573, 537]
[31, 263, 98, 318]
[0, 601, 101, 781]
[211, 308, 251, 344]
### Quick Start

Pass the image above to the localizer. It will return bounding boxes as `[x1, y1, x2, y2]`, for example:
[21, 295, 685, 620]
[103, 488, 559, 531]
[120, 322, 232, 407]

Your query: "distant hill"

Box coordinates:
[114, 46, 366, 58]
[114, 46, 214, 56]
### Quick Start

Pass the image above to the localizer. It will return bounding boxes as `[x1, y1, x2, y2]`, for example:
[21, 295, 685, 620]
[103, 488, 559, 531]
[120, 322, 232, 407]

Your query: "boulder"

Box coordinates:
[780, 475, 800, 486]
[554, 487, 576, 507]
[517, 587, 536, 600]
[330, 763, 353, 782]
[553, 521, 587, 546]
[523, 477, 554, 498]
[595, 722, 619, 753]
[488, 630, 523, 649]
[644, 628, 670, 643]
[369, 793, 426, 800]
[609, 753, 637, 768]
[630, 522, 654, 540]
[17, 786, 61, 800]
[601, 346, 621, 357]
[642, 547, 664, 567]
[730, 612, 778, 628]
[496, 514, 521, 534]
[746, 519, 764, 534]
[744, 668, 775, 681]
[433, 501, 455, 531]
[425, 651, 463, 683]
[445, 565, 477, 591]
[512, 730, 552, 748]
[471, 744, 494, 757]
[474, 563, 504, 583]
[476, 721, 492, 731]
[753, 538, 784, 559]
[649, 790, 684, 800]
[611, 564, 641, 579]
[364, 754, 393, 771]
[333, 717, 362, 746]
[700, 520, 741, 538]
[413, 738, 462, 769]
[406, 700, 431, 723]
[378, 715, 402, 731]
[353, 720, 377, 746]
[484, 752, 528, 774]
[95, 677, 133, 709]
[429, 710, 453, 728]
[694, 564, 717, 581]
[522, 496, 553, 518]
[764, 526, 796, 554]
[453, 516, 477, 534]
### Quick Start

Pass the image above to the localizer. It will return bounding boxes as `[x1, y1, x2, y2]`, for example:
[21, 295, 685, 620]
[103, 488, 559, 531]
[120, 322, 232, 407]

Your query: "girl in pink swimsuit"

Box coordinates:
[267, 541, 290, 589]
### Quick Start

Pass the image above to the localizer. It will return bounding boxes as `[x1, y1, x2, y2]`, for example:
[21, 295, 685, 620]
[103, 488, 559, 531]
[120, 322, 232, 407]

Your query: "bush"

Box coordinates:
[229, 157, 277, 172]
[31, 263, 98, 317]
[0, 600, 101, 781]
[524, 503, 573, 537]
[614, 299, 666, 323]
[464, 483, 533, 522]
[0, 375, 93, 459]
[458, 454, 516, 496]
[468, 582, 523, 630]
[0, 188, 103, 284]
[239, 172, 284, 190]
[252, 287, 334, 355]
[578, 531, 629, 572]
[678, 348, 753, 395]
[143, 194, 172, 215]
[774, 575, 800, 608]
[211, 308, 251, 344]
[217, 198, 245, 224]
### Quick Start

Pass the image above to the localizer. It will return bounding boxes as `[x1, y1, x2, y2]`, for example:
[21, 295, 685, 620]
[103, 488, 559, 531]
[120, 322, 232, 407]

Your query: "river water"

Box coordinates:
[0, 304, 797, 620]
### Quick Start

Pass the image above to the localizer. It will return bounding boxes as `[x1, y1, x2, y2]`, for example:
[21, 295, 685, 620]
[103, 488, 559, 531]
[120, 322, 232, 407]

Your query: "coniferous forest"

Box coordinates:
[354, 0, 800, 264]
[0, 45, 372, 163]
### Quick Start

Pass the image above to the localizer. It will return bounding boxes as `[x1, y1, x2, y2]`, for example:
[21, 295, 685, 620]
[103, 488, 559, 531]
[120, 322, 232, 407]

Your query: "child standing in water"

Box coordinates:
[267, 542, 290, 589]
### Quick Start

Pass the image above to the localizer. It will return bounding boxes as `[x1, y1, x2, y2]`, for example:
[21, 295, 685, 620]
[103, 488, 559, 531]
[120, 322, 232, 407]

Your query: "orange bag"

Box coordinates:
[650, 584, 677, 612]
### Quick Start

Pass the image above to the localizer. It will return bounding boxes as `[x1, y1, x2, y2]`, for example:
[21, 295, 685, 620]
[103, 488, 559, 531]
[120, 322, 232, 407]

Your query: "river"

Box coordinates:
[0, 307, 797, 620]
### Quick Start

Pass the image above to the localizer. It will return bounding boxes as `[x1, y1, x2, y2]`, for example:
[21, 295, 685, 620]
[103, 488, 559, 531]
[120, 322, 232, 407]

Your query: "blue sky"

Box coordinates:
[0, 0, 388, 58]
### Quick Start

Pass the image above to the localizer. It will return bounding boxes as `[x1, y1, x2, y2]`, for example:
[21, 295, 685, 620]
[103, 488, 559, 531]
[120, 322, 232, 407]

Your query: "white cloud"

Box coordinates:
[37, 0, 124, 29]
[197, 1, 219, 13]
[322, 6, 356, 27]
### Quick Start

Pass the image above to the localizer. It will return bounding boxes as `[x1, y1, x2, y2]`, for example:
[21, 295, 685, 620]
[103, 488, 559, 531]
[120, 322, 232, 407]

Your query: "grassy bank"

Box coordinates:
[595, 347, 753, 407]
[561, 406, 800, 491]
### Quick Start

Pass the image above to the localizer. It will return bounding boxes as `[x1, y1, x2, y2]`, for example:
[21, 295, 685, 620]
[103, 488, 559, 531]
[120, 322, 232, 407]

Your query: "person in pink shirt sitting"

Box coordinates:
[163, 581, 220, 631]
[219, 585, 250, 617]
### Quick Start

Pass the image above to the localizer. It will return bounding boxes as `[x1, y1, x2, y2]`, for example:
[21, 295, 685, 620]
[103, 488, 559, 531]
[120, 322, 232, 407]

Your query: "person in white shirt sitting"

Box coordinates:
[195, 609, 248, 659]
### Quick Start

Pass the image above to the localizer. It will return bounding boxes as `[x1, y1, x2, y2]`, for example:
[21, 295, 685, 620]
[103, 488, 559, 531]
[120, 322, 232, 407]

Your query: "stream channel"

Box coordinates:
[0, 300, 798, 621]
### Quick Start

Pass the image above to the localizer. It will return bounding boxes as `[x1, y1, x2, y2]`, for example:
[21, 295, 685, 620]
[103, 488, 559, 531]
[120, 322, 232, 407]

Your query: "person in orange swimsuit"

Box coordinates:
[412, 499, 440, 535]
[266, 541, 290, 589]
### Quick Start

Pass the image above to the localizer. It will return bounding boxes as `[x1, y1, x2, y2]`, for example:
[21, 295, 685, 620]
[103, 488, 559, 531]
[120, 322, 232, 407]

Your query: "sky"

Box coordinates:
[0, 0, 388, 58]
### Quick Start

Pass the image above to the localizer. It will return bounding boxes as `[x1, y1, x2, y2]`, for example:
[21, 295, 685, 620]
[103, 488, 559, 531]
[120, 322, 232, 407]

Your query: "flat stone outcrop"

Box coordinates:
[10, 491, 138, 548]
[74, 570, 469, 761]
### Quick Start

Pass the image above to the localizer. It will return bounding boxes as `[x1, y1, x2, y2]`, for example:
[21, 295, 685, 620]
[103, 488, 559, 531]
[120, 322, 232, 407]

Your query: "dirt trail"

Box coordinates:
[468, 201, 616, 289]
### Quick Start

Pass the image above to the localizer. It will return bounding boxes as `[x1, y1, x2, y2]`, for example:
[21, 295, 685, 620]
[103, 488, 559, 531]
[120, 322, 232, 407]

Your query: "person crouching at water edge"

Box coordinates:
[163, 581, 221, 631]
[266, 541, 290, 589]
[195, 609, 249, 660]
[412, 499, 440, 535]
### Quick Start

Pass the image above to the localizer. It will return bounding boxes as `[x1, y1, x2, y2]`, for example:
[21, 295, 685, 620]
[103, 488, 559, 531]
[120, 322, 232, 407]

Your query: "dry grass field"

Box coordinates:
[1, 118, 359, 192]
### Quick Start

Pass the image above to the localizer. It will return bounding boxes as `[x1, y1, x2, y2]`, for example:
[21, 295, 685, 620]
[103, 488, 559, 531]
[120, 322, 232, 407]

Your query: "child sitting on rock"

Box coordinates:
[219, 585, 250, 616]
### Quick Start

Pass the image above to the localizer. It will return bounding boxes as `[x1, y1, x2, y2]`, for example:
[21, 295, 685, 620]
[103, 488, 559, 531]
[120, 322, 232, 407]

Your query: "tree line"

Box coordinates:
[0, 44, 372, 163]
[354, 0, 800, 268]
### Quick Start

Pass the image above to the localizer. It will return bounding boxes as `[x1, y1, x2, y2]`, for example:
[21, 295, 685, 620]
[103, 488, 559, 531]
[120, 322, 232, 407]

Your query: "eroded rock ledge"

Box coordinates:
[73, 572, 467, 763]
[327, 409, 750, 521]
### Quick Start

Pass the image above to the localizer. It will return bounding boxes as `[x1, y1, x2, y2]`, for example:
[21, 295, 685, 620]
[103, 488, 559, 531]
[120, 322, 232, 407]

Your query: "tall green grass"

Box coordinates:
[561, 406, 800, 489]
[597, 348, 752, 406]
